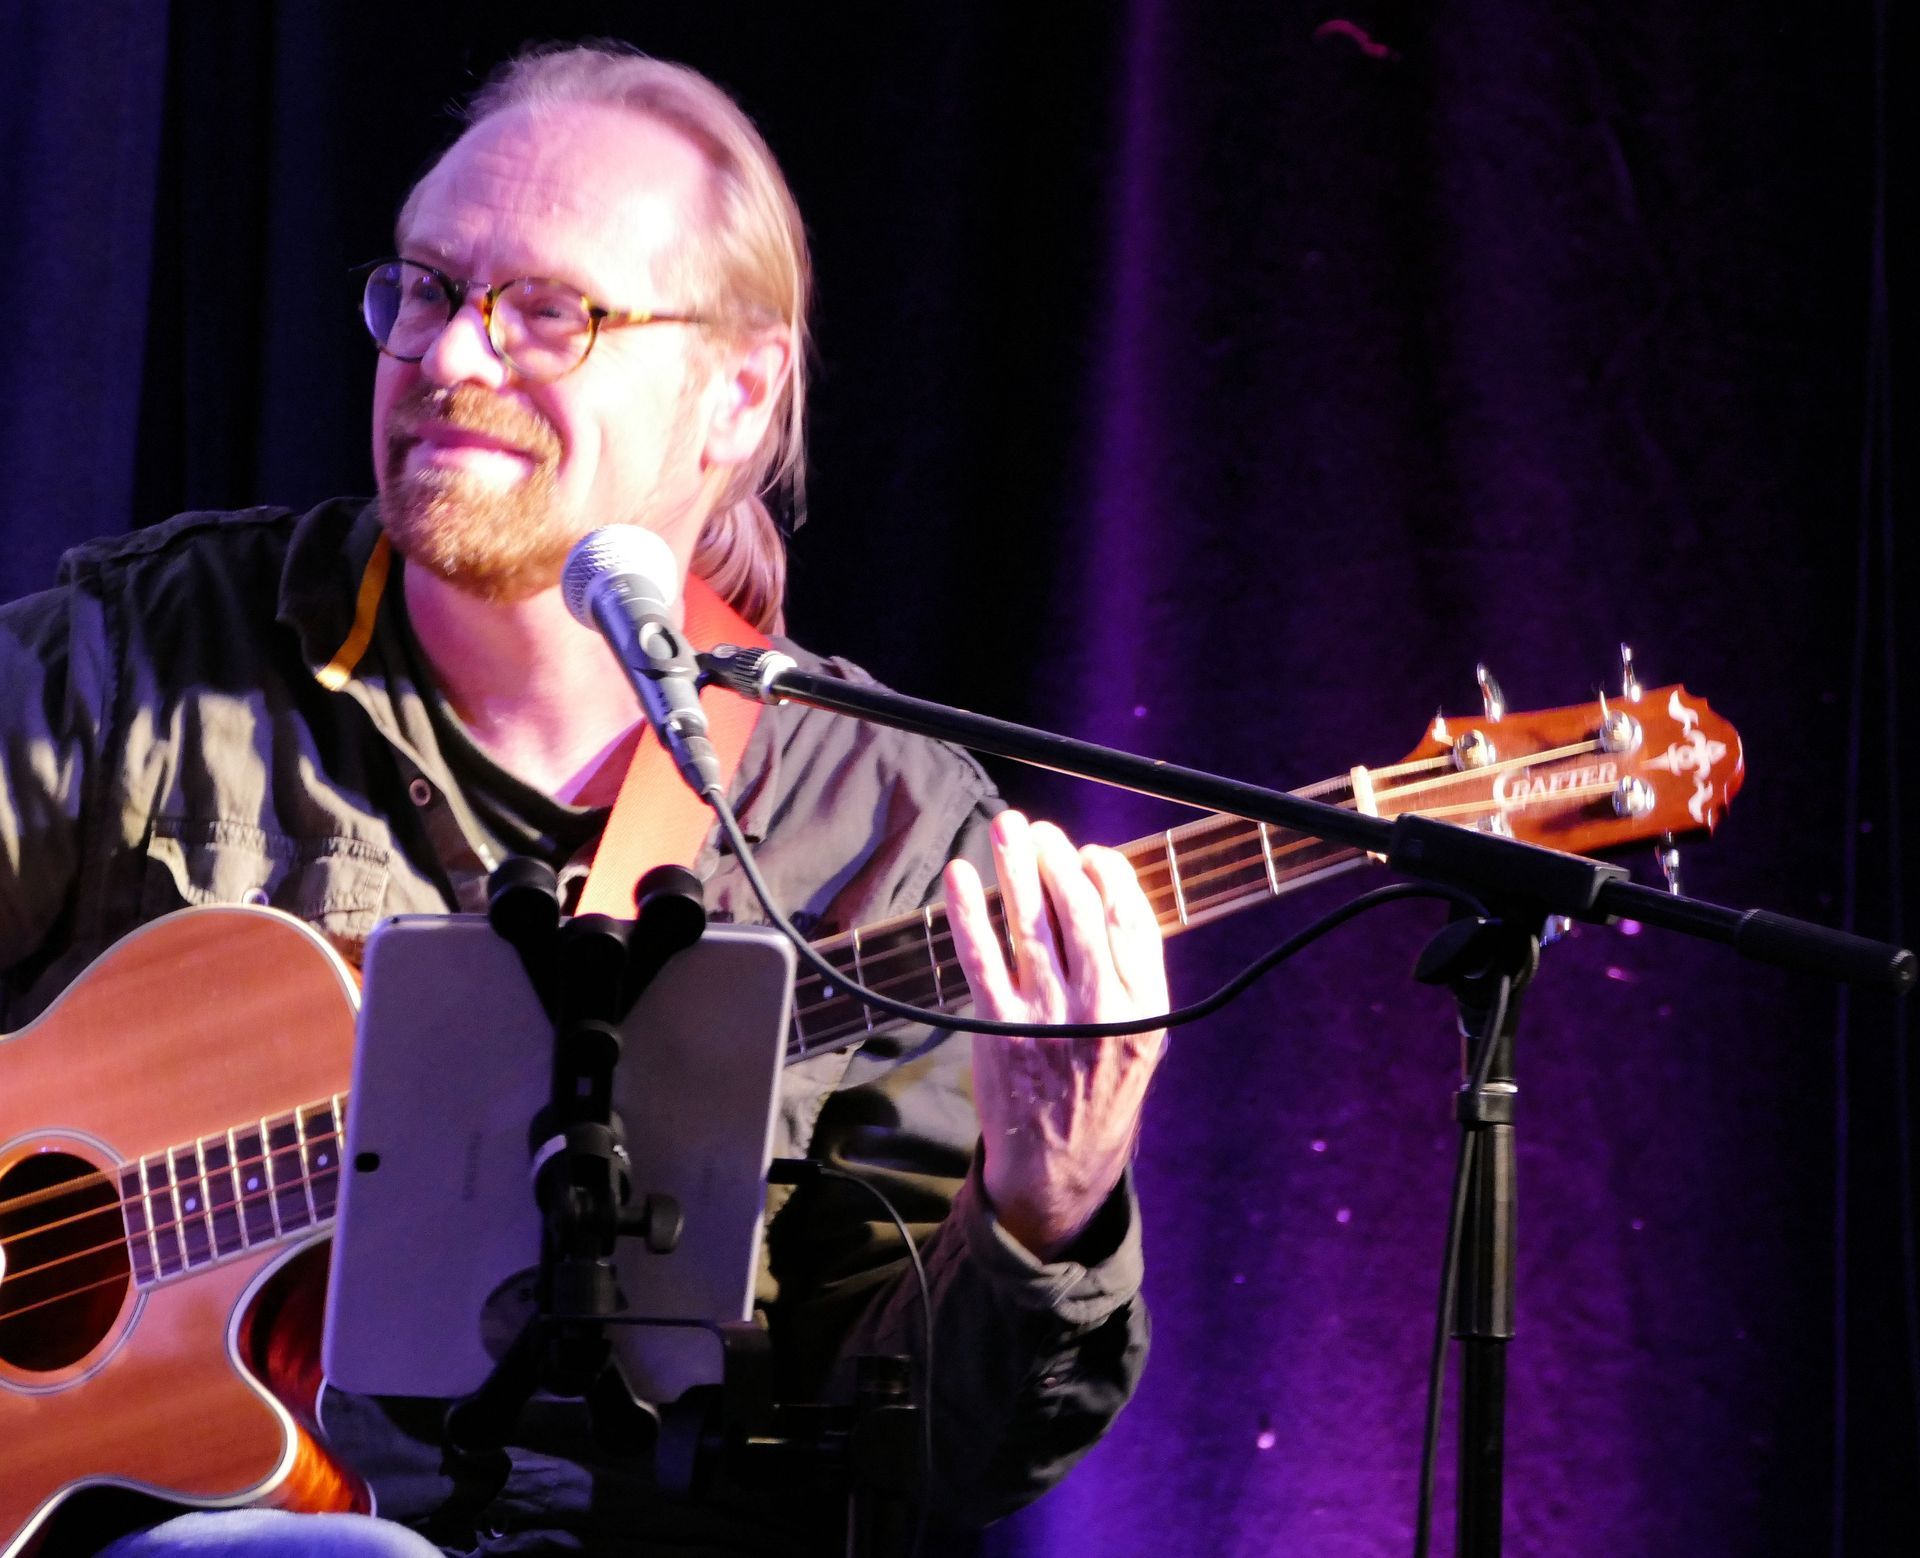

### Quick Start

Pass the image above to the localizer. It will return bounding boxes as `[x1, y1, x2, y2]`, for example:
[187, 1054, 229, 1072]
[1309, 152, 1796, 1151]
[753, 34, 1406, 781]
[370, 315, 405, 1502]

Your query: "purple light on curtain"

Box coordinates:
[1071, 0, 1171, 775]
[0, 7, 169, 600]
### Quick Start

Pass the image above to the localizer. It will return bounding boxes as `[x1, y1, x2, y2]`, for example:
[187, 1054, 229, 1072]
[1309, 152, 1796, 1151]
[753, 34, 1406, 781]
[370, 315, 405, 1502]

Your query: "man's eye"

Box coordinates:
[517, 286, 578, 324]
[408, 274, 449, 304]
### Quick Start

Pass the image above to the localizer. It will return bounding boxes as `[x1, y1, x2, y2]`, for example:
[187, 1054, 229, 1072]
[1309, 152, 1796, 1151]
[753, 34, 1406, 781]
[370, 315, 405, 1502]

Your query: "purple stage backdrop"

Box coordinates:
[2, 3, 1910, 1554]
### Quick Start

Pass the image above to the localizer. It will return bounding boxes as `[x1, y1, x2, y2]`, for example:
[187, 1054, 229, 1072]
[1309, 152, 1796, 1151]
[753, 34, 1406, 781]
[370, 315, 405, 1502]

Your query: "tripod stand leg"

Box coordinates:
[1419, 915, 1531, 1558]
[1457, 1338, 1508, 1556]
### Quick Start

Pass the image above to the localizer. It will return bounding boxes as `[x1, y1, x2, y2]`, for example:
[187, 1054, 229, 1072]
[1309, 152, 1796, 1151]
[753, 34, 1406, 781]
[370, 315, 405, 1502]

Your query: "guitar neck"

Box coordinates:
[785, 672, 1757, 1063]
[113, 1099, 347, 1288]
[788, 772, 1369, 1062]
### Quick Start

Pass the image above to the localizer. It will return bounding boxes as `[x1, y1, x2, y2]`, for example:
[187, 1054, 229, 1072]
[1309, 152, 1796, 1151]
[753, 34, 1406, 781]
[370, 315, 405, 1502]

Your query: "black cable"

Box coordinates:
[1411, 972, 1514, 1558]
[772, 1156, 936, 1558]
[1413, 1131, 1476, 1558]
[708, 774, 1502, 1555]
[702, 778, 1489, 1047]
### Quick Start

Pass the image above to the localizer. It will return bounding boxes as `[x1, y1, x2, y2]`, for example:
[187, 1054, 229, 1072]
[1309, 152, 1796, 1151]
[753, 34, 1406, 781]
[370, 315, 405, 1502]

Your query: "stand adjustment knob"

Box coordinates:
[622, 1194, 683, 1254]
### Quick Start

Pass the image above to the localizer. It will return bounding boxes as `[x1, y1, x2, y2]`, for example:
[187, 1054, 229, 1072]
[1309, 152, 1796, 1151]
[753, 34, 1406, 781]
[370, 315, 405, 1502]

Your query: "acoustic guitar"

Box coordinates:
[0, 682, 1742, 1553]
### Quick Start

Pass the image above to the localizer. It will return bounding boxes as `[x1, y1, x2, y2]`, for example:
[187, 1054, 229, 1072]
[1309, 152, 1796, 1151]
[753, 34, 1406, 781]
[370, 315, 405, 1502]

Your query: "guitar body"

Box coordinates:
[0, 908, 363, 1556]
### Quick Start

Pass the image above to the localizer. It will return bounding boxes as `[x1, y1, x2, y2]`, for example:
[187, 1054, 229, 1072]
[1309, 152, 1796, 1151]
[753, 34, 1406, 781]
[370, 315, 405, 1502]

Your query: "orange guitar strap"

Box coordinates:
[576, 576, 769, 918]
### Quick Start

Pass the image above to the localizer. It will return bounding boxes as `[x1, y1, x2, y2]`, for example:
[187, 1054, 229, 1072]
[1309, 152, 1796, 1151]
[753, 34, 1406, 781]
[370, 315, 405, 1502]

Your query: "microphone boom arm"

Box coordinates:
[696, 644, 1915, 994]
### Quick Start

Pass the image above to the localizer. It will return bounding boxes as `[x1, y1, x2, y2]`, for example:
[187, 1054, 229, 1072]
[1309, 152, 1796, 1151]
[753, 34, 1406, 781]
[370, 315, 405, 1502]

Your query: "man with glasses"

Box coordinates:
[0, 41, 1166, 1558]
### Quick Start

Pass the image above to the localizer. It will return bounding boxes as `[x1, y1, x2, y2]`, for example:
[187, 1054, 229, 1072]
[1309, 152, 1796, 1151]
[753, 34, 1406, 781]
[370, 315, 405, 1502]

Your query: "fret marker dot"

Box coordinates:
[183, 1196, 198, 1212]
[823, 984, 835, 999]
[246, 1176, 261, 1191]
[316, 1153, 330, 1167]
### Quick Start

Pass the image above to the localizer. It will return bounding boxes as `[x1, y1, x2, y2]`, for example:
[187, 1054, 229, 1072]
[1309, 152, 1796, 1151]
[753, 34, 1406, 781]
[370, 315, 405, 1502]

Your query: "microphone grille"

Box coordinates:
[561, 527, 683, 627]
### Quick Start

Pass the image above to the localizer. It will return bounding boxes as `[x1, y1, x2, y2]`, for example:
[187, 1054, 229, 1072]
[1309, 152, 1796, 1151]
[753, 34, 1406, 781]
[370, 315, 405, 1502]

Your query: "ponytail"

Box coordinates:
[692, 495, 787, 635]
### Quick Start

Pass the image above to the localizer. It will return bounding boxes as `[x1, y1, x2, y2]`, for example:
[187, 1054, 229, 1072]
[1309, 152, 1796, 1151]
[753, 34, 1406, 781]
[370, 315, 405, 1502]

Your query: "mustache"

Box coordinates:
[388, 384, 562, 460]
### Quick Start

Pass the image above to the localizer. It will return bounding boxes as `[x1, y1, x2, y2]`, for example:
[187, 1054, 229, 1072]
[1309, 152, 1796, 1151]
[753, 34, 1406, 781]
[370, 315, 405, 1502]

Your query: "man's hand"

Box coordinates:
[943, 810, 1169, 1261]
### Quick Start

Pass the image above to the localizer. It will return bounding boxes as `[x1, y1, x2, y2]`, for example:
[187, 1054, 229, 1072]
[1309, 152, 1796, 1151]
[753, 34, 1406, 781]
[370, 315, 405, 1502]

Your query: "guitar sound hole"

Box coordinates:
[0, 1150, 131, 1371]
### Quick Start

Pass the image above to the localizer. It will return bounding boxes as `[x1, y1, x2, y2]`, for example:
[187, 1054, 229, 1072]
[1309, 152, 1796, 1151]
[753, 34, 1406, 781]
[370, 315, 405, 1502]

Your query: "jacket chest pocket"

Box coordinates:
[141, 817, 391, 944]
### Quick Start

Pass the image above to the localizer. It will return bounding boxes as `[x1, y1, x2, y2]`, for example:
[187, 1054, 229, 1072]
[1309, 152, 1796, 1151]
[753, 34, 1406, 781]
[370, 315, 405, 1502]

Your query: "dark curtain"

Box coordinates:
[3, 3, 1910, 1553]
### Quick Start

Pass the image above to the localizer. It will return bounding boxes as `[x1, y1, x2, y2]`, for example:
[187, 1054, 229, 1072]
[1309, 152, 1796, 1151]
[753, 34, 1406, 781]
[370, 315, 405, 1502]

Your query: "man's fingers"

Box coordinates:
[1031, 821, 1124, 1008]
[1081, 844, 1169, 1009]
[950, 812, 1170, 1044]
[991, 811, 1065, 999]
[942, 857, 1019, 1013]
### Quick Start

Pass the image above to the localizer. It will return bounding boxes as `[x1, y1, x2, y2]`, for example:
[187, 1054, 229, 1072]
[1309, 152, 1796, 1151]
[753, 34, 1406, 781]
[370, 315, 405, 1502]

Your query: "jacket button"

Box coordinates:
[409, 777, 434, 806]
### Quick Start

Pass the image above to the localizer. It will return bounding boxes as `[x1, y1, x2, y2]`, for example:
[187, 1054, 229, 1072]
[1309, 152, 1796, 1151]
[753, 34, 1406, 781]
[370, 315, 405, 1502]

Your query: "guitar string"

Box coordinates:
[781, 740, 1575, 1044]
[1363, 754, 1457, 780]
[0, 736, 1643, 1275]
[1417, 781, 1622, 820]
[788, 819, 1358, 1015]
[788, 789, 1383, 1002]
[0, 1107, 340, 1224]
[1365, 737, 1608, 801]
[788, 786, 1363, 979]
[779, 751, 1576, 1058]
[0, 1168, 338, 1298]
[785, 731, 1616, 1022]
[785, 836, 1373, 1057]
[752, 721, 1634, 1058]
[0, 1142, 337, 1261]
[2, 1130, 339, 1252]
[0, 1120, 341, 1270]
[0, 1269, 134, 1325]
[783, 826, 1368, 1055]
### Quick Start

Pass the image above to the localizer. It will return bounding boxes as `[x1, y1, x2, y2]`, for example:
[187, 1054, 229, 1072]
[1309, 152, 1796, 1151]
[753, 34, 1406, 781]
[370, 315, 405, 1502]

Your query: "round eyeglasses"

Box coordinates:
[358, 258, 708, 383]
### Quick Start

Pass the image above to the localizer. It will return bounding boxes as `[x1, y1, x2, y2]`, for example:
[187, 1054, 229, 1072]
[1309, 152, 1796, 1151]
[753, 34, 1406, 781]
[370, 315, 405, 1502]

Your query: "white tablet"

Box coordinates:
[323, 914, 794, 1406]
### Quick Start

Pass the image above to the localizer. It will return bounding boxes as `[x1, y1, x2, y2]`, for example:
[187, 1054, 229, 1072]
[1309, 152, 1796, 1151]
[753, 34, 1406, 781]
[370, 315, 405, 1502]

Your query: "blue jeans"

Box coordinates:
[99, 1510, 445, 1557]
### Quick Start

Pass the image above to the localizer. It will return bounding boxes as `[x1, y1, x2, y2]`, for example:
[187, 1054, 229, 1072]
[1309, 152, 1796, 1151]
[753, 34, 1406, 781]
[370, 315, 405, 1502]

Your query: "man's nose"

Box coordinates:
[418, 299, 509, 389]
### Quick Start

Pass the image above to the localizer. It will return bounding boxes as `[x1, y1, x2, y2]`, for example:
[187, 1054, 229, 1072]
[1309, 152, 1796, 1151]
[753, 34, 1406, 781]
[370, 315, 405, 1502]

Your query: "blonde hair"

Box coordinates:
[451, 42, 809, 632]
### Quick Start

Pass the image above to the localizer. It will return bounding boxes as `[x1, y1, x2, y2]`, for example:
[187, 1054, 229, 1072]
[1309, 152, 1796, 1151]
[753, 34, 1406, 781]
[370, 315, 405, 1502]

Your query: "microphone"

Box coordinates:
[561, 528, 722, 796]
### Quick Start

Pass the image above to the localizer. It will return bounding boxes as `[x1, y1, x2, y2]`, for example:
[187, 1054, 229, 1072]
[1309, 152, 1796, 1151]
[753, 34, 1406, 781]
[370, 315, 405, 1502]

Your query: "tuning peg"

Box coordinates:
[1476, 663, 1505, 723]
[1620, 643, 1643, 703]
[1597, 689, 1643, 754]
[1658, 834, 1682, 896]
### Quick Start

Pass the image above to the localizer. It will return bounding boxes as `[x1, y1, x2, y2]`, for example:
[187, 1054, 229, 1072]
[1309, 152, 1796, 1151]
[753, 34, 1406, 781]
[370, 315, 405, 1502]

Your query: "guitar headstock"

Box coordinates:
[1383, 674, 1744, 860]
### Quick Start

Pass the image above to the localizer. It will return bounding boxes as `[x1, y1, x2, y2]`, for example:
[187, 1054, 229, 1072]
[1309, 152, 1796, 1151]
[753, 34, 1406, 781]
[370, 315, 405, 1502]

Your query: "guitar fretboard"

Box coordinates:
[786, 782, 1366, 1061]
[117, 1097, 345, 1286]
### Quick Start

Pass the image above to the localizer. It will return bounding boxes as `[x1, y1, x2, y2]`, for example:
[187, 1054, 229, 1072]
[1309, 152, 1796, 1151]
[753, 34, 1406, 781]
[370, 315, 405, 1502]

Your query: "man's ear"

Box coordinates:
[704, 333, 793, 466]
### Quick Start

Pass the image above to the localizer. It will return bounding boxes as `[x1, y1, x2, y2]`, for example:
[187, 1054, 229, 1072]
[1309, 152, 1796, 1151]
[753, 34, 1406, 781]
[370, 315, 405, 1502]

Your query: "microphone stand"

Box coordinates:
[698, 644, 1915, 1557]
